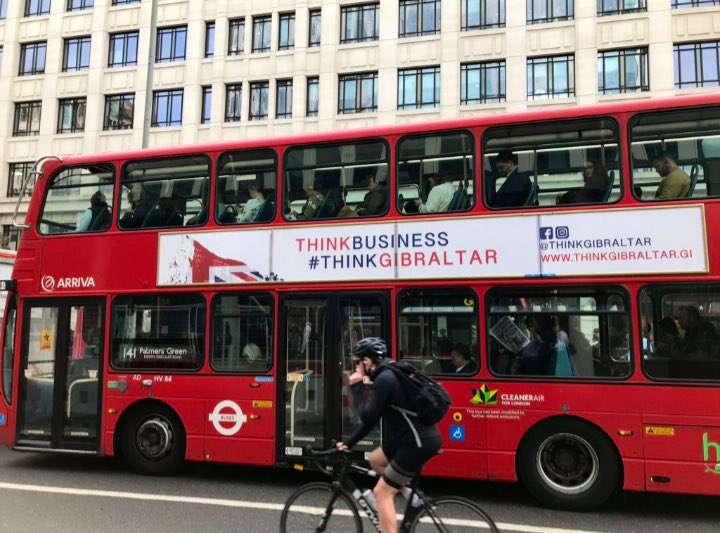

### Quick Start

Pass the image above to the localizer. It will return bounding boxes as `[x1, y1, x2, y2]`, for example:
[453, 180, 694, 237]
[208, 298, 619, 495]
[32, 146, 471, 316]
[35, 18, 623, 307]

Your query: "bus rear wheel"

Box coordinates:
[517, 418, 620, 511]
[120, 404, 186, 475]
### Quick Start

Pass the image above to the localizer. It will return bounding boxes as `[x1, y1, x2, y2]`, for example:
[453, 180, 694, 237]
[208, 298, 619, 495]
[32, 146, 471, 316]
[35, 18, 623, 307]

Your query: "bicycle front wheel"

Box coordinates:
[410, 496, 498, 533]
[280, 482, 362, 533]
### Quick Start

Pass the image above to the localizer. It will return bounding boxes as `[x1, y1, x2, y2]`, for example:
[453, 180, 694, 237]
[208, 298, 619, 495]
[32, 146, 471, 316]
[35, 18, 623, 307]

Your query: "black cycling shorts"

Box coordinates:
[381, 433, 442, 489]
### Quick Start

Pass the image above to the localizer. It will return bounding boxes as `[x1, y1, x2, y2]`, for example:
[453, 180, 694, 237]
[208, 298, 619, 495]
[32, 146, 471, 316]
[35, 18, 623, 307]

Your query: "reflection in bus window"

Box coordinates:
[119, 156, 210, 229]
[487, 289, 631, 378]
[283, 140, 388, 220]
[110, 294, 205, 370]
[397, 132, 474, 215]
[39, 165, 115, 234]
[211, 294, 273, 372]
[398, 289, 479, 376]
[630, 106, 720, 200]
[216, 150, 276, 224]
[483, 118, 620, 209]
[640, 285, 720, 380]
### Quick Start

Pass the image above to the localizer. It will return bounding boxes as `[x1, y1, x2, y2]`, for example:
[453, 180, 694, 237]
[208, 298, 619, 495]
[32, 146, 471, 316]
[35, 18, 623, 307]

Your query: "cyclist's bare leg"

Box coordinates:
[368, 447, 389, 475]
[374, 477, 400, 533]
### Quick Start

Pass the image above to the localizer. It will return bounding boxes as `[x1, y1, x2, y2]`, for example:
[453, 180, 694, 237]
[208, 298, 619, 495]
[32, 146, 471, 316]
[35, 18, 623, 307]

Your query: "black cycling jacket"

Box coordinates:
[344, 359, 437, 449]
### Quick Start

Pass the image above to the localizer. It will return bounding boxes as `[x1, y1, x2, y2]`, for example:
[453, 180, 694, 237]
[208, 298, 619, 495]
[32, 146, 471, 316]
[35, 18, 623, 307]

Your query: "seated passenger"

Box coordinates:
[242, 342, 267, 372]
[294, 181, 324, 220]
[451, 344, 478, 374]
[415, 173, 455, 213]
[144, 195, 183, 227]
[655, 317, 681, 358]
[492, 151, 532, 208]
[76, 191, 111, 232]
[240, 185, 266, 222]
[556, 160, 611, 205]
[356, 176, 387, 216]
[677, 305, 717, 359]
[119, 188, 149, 229]
[652, 152, 690, 199]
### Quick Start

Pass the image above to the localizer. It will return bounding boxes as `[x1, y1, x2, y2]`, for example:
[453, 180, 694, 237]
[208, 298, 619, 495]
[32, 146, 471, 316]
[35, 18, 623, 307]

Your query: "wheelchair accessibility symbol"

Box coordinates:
[450, 425, 465, 442]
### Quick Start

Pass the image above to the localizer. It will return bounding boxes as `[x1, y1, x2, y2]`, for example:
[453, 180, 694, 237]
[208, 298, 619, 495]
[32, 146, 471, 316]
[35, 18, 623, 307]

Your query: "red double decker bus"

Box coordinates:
[1, 93, 720, 510]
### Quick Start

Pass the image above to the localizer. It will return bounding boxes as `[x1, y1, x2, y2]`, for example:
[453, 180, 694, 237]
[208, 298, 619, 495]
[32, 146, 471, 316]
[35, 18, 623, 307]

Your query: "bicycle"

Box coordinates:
[280, 446, 498, 532]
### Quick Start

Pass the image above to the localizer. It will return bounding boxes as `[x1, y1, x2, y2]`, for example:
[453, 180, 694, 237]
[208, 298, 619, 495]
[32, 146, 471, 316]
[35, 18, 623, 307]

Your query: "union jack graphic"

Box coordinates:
[188, 237, 278, 284]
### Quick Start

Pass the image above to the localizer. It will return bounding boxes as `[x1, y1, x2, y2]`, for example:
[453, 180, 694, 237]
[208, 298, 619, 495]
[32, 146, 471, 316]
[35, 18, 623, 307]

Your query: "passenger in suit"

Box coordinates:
[492, 151, 532, 208]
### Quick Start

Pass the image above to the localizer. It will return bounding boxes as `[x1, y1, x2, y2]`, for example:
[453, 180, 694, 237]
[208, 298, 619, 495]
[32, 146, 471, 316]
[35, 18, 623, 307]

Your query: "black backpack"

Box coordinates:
[387, 362, 451, 425]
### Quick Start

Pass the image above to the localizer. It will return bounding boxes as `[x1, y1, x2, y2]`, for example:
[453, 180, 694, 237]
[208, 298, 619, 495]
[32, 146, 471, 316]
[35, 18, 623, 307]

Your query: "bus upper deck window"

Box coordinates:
[216, 149, 277, 225]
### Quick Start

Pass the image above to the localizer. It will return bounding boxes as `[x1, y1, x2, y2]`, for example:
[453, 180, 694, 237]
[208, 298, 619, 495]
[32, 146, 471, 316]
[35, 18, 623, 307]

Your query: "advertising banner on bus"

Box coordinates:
[157, 206, 707, 285]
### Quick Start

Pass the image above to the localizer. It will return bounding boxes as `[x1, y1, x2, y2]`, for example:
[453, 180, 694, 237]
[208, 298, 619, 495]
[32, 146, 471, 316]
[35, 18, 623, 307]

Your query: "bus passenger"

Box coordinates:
[119, 188, 149, 229]
[144, 194, 183, 228]
[76, 191, 111, 232]
[653, 152, 690, 199]
[451, 344, 478, 374]
[295, 181, 324, 220]
[415, 173, 454, 213]
[491, 151, 532, 208]
[655, 317, 681, 358]
[356, 176, 387, 216]
[556, 160, 611, 205]
[240, 185, 266, 222]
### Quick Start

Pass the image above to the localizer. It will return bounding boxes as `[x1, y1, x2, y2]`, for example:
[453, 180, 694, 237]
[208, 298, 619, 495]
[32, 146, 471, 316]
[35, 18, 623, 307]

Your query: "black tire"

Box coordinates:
[280, 482, 362, 533]
[410, 496, 498, 533]
[517, 418, 620, 511]
[120, 404, 186, 475]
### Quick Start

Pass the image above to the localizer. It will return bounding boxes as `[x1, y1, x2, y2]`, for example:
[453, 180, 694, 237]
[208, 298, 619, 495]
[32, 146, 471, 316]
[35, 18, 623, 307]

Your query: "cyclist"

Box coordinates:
[336, 337, 442, 533]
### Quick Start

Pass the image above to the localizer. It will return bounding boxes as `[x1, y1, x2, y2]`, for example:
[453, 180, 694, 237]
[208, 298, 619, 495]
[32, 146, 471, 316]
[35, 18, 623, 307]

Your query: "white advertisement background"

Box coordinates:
[538, 207, 707, 275]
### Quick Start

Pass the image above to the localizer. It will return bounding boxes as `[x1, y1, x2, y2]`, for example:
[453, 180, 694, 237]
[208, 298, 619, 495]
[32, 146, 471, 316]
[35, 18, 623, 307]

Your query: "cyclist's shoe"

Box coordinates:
[400, 501, 424, 529]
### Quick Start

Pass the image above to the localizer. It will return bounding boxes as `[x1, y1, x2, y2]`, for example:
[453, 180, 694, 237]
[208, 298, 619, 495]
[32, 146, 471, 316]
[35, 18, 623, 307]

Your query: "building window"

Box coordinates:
[156, 26, 187, 63]
[205, 22, 215, 58]
[0, 0, 8, 19]
[527, 54, 575, 99]
[309, 9, 321, 47]
[598, 47, 649, 94]
[250, 81, 269, 120]
[19, 42, 47, 75]
[25, 0, 50, 16]
[338, 72, 378, 114]
[104, 93, 134, 130]
[108, 31, 139, 67]
[225, 84, 242, 122]
[201, 86, 212, 124]
[527, 0, 573, 24]
[13, 101, 41, 136]
[252, 15, 271, 53]
[340, 3, 379, 44]
[7, 162, 34, 197]
[57, 98, 86, 133]
[398, 66, 440, 110]
[228, 18, 245, 55]
[279, 12, 295, 51]
[307, 76, 319, 117]
[675, 41, 720, 88]
[67, 0, 93, 11]
[0, 47, 3, 70]
[152, 89, 183, 127]
[112, 0, 140, 4]
[461, 61, 506, 104]
[672, 0, 720, 8]
[276, 79, 293, 119]
[597, 0, 646, 15]
[399, 0, 440, 37]
[2, 226, 21, 251]
[461, 0, 505, 29]
[62, 36, 91, 72]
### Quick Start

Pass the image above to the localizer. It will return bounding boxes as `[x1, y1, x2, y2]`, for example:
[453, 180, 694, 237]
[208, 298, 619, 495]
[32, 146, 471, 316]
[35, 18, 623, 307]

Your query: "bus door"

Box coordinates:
[16, 299, 104, 451]
[279, 292, 389, 463]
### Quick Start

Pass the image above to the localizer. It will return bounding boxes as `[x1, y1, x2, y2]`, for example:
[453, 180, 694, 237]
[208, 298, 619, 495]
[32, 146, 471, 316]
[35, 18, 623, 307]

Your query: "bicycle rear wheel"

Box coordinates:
[280, 482, 362, 533]
[410, 496, 498, 533]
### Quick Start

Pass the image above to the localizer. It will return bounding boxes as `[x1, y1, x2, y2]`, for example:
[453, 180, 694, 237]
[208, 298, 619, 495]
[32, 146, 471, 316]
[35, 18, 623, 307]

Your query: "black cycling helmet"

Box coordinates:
[350, 337, 388, 361]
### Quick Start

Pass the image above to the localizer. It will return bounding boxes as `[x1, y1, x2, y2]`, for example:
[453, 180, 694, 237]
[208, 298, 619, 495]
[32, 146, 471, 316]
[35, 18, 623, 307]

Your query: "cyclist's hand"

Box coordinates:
[336, 442, 348, 452]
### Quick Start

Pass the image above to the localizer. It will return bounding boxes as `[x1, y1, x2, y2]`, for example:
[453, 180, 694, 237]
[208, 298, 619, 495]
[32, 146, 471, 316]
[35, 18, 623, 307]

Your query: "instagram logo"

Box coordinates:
[555, 226, 570, 239]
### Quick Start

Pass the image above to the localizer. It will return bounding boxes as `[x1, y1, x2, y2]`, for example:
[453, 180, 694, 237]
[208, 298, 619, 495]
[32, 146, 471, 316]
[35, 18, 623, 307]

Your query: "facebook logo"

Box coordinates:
[539, 227, 553, 240]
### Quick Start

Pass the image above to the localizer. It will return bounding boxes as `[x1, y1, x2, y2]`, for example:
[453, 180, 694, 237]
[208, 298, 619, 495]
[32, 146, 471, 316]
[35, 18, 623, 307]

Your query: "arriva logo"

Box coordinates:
[703, 433, 720, 475]
[41, 275, 95, 292]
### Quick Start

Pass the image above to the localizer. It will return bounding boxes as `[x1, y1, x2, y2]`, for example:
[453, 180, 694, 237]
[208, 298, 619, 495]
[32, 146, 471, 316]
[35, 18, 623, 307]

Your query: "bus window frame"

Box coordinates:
[395, 286, 481, 378]
[480, 115, 623, 211]
[117, 154, 213, 231]
[215, 148, 278, 226]
[37, 163, 117, 236]
[396, 128, 476, 217]
[281, 137, 391, 222]
[485, 284, 634, 381]
[209, 291, 275, 374]
[628, 104, 720, 202]
[108, 292, 207, 373]
[1, 294, 17, 405]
